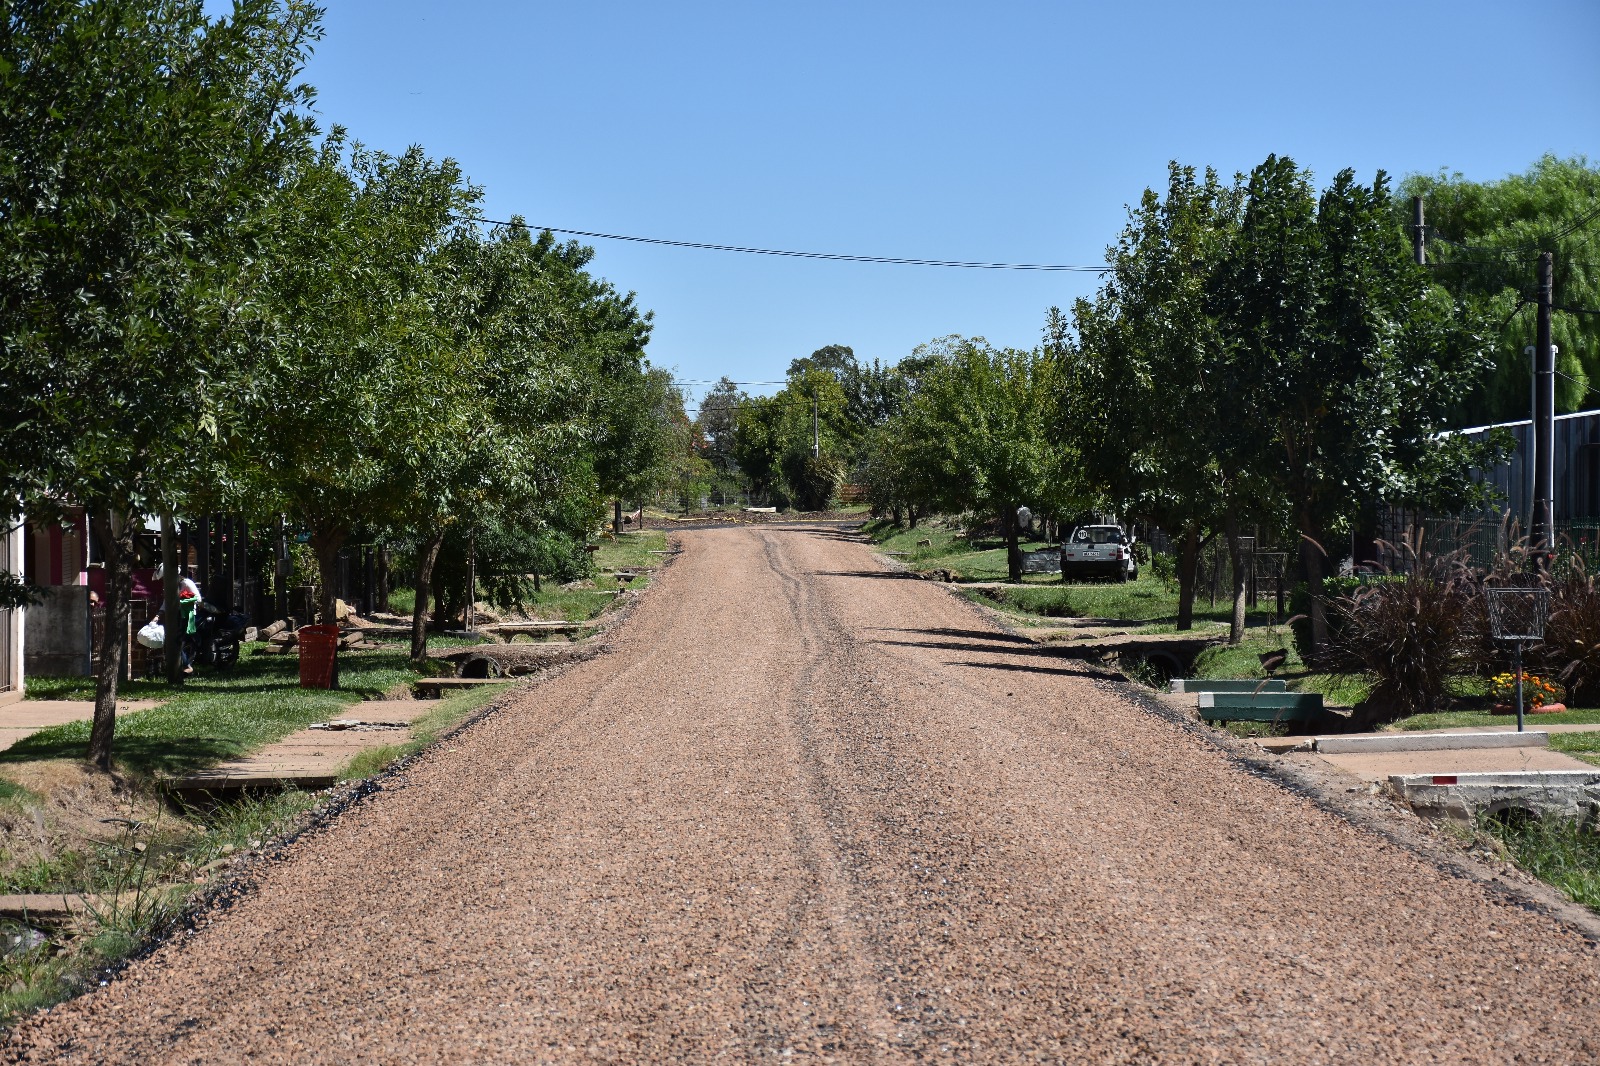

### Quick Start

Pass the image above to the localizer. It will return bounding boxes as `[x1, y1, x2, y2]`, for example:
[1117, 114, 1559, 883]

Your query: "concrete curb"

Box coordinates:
[1316, 731, 1549, 754]
[1388, 769, 1600, 824]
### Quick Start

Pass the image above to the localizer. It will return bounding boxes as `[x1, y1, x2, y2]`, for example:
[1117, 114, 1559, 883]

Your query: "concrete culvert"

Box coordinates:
[1141, 651, 1181, 685]
[1486, 803, 1542, 830]
[458, 655, 504, 680]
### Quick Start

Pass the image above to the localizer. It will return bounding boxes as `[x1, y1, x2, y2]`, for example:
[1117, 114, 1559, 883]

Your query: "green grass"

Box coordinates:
[384, 530, 666, 636]
[1550, 731, 1600, 768]
[484, 532, 663, 623]
[1389, 706, 1600, 731]
[596, 529, 669, 570]
[866, 518, 1291, 630]
[1480, 814, 1600, 911]
[386, 586, 416, 616]
[7, 649, 417, 778]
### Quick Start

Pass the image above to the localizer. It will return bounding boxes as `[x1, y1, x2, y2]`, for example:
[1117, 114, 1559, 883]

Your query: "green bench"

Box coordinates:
[1196, 690, 1322, 725]
[1169, 678, 1286, 694]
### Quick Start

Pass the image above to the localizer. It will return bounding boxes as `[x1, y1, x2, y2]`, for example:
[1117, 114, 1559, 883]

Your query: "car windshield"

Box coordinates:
[1079, 527, 1123, 545]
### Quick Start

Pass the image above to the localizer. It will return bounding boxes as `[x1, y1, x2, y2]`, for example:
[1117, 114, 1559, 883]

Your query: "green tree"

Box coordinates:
[900, 340, 1065, 580]
[730, 365, 852, 510]
[243, 137, 479, 632]
[1400, 156, 1600, 424]
[1065, 163, 1262, 635]
[0, 0, 320, 769]
[1212, 157, 1499, 647]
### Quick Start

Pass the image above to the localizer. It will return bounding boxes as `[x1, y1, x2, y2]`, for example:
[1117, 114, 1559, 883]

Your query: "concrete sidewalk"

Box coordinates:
[0, 699, 164, 753]
[1316, 745, 1595, 783]
[170, 699, 446, 792]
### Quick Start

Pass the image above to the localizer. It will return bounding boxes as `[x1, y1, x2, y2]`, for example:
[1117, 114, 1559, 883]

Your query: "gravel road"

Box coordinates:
[10, 526, 1599, 1063]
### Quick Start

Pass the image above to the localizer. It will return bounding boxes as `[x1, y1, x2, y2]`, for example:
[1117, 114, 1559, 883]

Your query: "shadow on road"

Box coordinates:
[790, 527, 868, 543]
[810, 570, 924, 581]
[945, 660, 1104, 679]
[872, 626, 1034, 645]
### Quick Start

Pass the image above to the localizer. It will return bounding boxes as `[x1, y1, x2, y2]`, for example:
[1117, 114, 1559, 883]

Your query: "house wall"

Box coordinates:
[23, 585, 91, 677]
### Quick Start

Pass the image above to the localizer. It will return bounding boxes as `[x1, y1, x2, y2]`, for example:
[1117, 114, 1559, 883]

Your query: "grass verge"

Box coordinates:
[0, 683, 506, 1026]
[12, 650, 417, 778]
[1477, 814, 1600, 912]
[339, 683, 506, 781]
[0, 788, 322, 1026]
[866, 517, 1290, 629]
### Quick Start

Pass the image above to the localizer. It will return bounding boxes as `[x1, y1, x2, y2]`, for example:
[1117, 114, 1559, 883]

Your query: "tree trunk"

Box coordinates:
[1006, 505, 1022, 582]
[410, 530, 445, 663]
[891, 505, 903, 527]
[1176, 526, 1200, 631]
[161, 512, 184, 684]
[464, 530, 477, 633]
[87, 508, 134, 773]
[309, 527, 345, 626]
[1301, 530, 1329, 650]
[1225, 515, 1248, 645]
[613, 499, 623, 536]
[375, 548, 391, 614]
[908, 507, 919, 530]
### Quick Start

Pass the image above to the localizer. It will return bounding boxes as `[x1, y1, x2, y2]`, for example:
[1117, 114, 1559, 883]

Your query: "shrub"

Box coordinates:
[1321, 555, 1478, 725]
[1540, 560, 1600, 705]
[1289, 576, 1372, 662]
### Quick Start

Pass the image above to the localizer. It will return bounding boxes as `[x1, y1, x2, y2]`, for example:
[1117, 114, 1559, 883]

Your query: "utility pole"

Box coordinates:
[1411, 196, 1426, 265]
[1532, 250, 1556, 556]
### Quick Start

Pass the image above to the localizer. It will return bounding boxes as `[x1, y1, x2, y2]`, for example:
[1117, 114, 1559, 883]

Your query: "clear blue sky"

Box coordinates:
[294, 0, 1599, 406]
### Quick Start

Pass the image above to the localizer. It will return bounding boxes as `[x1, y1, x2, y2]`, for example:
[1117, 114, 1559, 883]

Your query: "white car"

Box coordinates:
[1061, 525, 1137, 582]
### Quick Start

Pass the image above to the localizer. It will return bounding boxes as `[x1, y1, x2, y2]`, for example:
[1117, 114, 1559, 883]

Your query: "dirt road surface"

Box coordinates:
[10, 526, 1599, 1063]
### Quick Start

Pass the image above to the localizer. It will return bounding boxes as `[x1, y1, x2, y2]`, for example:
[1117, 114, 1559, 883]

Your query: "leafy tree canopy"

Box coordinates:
[1400, 156, 1600, 424]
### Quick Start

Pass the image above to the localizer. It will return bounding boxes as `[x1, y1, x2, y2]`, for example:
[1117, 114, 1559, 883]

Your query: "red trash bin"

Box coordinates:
[297, 624, 340, 689]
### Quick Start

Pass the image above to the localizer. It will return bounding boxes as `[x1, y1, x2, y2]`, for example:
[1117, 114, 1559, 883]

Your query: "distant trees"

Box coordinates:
[723, 353, 854, 510]
[898, 342, 1068, 580]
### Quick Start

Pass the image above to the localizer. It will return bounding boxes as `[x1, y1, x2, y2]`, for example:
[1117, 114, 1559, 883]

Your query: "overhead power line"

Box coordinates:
[455, 213, 1110, 272]
[670, 380, 787, 386]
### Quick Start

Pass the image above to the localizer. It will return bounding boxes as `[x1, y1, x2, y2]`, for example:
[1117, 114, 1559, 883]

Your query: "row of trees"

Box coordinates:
[834, 157, 1549, 644]
[1, 1, 686, 768]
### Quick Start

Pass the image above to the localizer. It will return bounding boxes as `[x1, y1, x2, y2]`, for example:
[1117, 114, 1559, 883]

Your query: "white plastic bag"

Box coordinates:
[136, 620, 164, 650]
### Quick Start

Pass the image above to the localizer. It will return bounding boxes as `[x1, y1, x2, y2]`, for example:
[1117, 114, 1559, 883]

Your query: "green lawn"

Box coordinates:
[1392, 706, 1600, 732]
[866, 518, 1290, 630]
[13, 649, 417, 778]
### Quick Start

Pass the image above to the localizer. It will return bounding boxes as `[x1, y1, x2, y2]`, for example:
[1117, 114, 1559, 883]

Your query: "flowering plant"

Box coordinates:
[1488, 672, 1559, 708]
